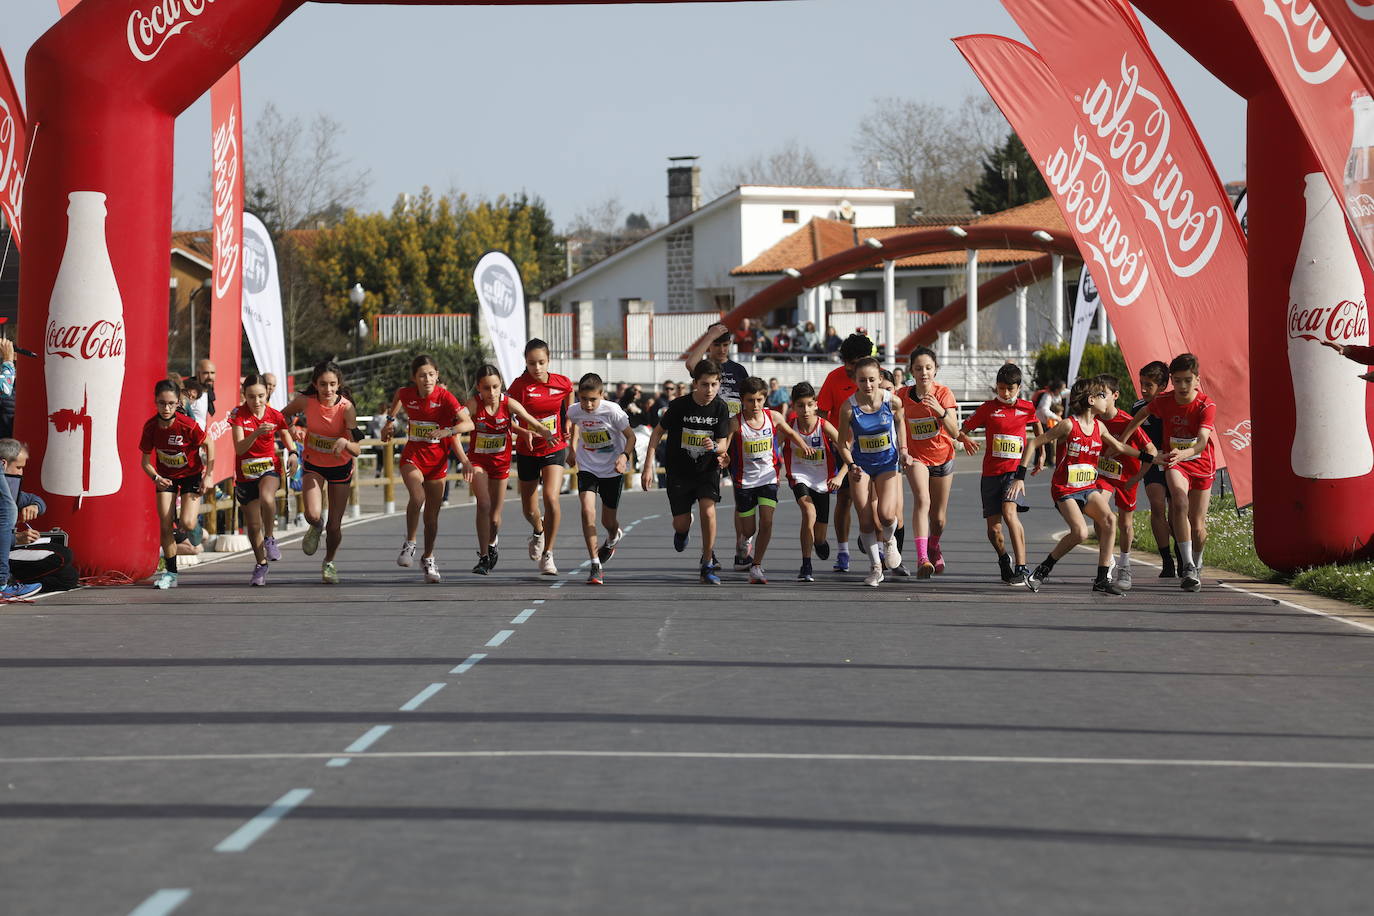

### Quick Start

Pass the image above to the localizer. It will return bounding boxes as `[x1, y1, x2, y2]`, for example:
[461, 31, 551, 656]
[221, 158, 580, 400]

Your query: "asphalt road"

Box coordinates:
[2, 467, 1373, 915]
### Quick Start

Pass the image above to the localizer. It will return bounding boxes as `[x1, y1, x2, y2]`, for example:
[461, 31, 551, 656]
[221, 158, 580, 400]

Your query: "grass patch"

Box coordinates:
[1132, 495, 1374, 609]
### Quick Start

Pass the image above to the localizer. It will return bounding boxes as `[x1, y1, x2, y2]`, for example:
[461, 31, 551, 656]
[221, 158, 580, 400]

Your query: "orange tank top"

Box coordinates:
[302, 397, 351, 467]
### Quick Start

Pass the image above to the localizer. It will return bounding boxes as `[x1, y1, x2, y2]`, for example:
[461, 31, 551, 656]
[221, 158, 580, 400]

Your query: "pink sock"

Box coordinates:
[930, 535, 942, 556]
[916, 536, 929, 561]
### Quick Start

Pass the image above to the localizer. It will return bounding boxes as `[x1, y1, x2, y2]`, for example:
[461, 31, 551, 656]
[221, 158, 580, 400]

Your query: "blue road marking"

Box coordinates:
[213, 789, 313, 853]
[450, 653, 486, 674]
[327, 725, 393, 767]
[486, 630, 514, 647]
[512, 608, 537, 624]
[399, 683, 446, 711]
[127, 889, 191, 916]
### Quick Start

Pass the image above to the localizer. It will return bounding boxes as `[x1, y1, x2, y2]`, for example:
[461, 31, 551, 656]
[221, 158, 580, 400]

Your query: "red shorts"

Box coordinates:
[1097, 477, 1139, 512]
[401, 444, 450, 481]
[471, 453, 511, 481]
[1171, 465, 1215, 491]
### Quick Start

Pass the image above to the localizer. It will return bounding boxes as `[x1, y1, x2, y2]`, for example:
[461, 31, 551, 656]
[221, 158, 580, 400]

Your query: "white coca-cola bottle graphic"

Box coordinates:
[1343, 91, 1374, 263]
[42, 191, 126, 497]
[1288, 173, 1373, 479]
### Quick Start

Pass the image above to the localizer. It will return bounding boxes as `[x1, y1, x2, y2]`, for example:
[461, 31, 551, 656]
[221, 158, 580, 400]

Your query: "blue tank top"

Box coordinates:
[848, 392, 899, 472]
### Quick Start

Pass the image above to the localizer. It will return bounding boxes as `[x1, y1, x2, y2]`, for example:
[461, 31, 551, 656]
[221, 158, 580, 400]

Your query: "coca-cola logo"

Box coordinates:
[1261, 0, 1347, 85]
[45, 319, 126, 360]
[211, 105, 240, 301]
[1080, 54, 1227, 280]
[1350, 0, 1374, 21]
[1289, 297, 1369, 343]
[0, 95, 22, 246]
[1348, 192, 1374, 219]
[127, 0, 215, 63]
[1225, 419, 1253, 451]
[1042, 128, 1152, 306]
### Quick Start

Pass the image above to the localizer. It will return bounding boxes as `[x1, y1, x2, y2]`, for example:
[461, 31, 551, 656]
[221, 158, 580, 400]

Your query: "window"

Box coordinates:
[713, 292, 735, 310]
[782, 209, 799, 224]
[918, 286, 945, 314]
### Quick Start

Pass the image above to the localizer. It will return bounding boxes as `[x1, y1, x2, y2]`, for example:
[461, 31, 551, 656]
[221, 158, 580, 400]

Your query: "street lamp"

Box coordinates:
[349, 283, 365, 358]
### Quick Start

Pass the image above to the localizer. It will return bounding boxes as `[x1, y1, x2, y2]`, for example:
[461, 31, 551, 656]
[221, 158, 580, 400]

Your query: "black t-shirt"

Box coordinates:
[1132, 397, 1165, 449]
[718, 360, 749, 417]
[659, 393, 731, 477]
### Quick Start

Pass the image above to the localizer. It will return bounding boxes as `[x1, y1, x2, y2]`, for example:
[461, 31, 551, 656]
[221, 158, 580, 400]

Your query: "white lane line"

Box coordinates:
[533, 599, 545, 604]
[450, 653, 486, 674]
[549, 581, 564, 589]
[486, 630, 514, 647]
[398, 683, 446, 711]
[327, 725, 393, 767]
[213, 788, 313, 853]
[512, 608, 537, 624]
[127, 889, 192, 916]
[14, 750, 1374, 771]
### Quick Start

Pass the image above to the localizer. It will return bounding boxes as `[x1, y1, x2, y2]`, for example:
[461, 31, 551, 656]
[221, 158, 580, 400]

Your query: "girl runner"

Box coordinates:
[140, 379, 214, 589]
[781, 381, 846, 583]
[836, 358, 912, 587]
[381, 355, 475, 584]
[897, 347, 978, 578]
[230, 373, 298, 587]
[507, 339, 574, 576]
[878, 369, 910, 577]
[1014, 377, 1155, 595]
[466, 365, 557, 575]
[280, 361, 362, 584]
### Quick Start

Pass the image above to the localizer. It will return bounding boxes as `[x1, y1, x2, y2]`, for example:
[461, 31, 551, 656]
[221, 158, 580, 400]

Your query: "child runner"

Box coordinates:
[1130, 361, 1177, 577]
[466, 365, 556, 575]
[508, 339, 574, 576]
[641, 359, 733, 585]
[878, 369, 911, 577]
[836, 357, 911, 588]
[684, 323, 750, 569]
[141, 379, 214, 589]
[1094, 373, 1156, 591]
[897, 347, 978, 578]
[730, 376, 815, 584]
[566, 373, 636, 585]
[1016, 377, 1154, 595]
[381, 355, 475, 583]
[782, 382, 846, 582]
[230, 373, 298, 587]
[961, 364, 1041, 585]
[817, 334, 877, 572]
[280, 361, 362, 584]
[1117, 353, 1216, 593]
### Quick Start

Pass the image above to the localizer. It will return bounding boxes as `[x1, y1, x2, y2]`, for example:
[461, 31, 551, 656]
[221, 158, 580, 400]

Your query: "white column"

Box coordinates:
[938, 330, 949, 363]
[1051, 255, 1064, 342]
[965, 249, 979, 353]
[576, 300, 596, 358]
[1098, 301, 1108, 344]
[1016, 286, 1028, 366]
[814, 287, 827, 343]
[883, 259, 896, 368]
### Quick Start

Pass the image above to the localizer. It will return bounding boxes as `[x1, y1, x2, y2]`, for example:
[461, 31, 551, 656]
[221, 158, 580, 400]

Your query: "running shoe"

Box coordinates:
[1113, 564, 1133, 591]
[883, 535, 902, 570]
[917, 559, 936, 579]
[749, 564, 768, 585]
[321, 561, 339, 584]
[998, 553, 1015, 584]
[673, 529, 689, 552]
[1093, 577, 1125, 596]
[528, 529, 545, 561]
[1025, 563, 1050, 593]
[733, 548, 752, 571]
[423, 557, 441, 583]
[152, 571, 177, 590]
[891, 564, 911, 577]
[1, 582, 41, 600]
[539, 552, 558, 576]
[833, 550, 850, 573]
[587, 563, 604, 585]
[814, 540, 830, 561]
[864, 561, 884, 588]
[798, 559, 814, 582]
[264, 536, 282, 562]
[397, 541, 417, 568]
[472, 554, 490, 575]
[931, 545, 945, 574]
[1014, 565, 1030, 587]
[598, 527, 624, 565]
[700, 564, 721, 585]
[487, 543, 500, 570]
[250, 563, 268, 587]
[302, 523, 322, 556]
[1181, 564, 1201, 593]
[708, 551, 721, 572]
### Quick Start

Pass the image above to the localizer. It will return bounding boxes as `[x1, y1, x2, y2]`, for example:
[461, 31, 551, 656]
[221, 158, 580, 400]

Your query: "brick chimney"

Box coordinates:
[667, 156, 701, 223]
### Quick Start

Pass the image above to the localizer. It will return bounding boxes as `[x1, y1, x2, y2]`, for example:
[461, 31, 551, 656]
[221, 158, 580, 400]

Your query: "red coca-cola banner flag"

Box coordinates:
[0, 52, 26, 250]
[55, 0, 82, 13]
[998, 0, 1253, 504]
[953, 35, 1190, 379]
[208, 65, 244, 483]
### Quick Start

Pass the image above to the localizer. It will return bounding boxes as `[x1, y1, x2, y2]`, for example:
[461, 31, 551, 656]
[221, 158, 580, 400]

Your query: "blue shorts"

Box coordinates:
[853, 457, 899, 478]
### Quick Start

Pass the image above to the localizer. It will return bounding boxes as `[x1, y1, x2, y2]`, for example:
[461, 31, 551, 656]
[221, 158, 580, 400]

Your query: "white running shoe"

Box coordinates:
[864, 561, 884, 587]
[528, 529, 545, 561]
[422, 556, 441, 583]
[539, 552, 558, 576]
[397, 541, 417, 568]
[1114, 563, 1133, 591]
[883, 535, 902, 570]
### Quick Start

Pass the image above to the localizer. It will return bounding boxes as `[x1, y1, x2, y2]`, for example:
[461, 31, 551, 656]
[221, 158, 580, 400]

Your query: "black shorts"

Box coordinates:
[235, 472, 280, 505]
[577, 471, 624, 510]
[517, 448, 568, 482]
[791, 483, 832, 524]
[980, 472, 1029, 519]
[304, 460, 354, 485]
[162, 474, 203, 495]
[1143, 464, 1167, 488]
[667, 473, 721, 518]
[733, 482, 779, 517]
[924, 458, 955, 478]
[1056, 490, 1091, 508]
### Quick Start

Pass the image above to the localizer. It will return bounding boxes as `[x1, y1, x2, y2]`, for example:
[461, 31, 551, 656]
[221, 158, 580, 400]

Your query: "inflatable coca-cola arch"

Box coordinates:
[18, 0, 1374, 574]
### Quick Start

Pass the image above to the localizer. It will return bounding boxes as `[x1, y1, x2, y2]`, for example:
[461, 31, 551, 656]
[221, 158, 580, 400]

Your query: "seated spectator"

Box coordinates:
[0, 336, 16, 439]
[823, 325, 843, 353]
[795, 321, 821, 354]
[773, 328, 793, 357]
[0, 439, 45, 598]
[766, 377, 789, 409]
[734, 318, 757, 354]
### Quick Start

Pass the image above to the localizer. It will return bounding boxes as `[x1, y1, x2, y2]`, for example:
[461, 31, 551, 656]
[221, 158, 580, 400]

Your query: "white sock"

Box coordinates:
[1177, 541, 1194, 567]
[1119, 551, 1130, 566]
[838, 540, 849, 554]
[1196, 545, 1205, 567]
[868, 541, 883, 564]
[880, 521, 896, 541]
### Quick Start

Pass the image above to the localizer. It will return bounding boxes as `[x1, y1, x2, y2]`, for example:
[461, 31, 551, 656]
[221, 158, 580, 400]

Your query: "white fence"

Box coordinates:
[624, 310, 723, 358]
[544, 312, 576, 354]
[375, 313, 473, 347]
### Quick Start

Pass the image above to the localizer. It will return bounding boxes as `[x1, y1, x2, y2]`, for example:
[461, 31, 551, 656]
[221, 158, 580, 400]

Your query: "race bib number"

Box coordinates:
[157, 449, 188, 469]
[1098, 456, 1124, 480]
[682, 430, 712, 453]
[726, 398, 741, 417]
[992, 434, 1024, 459]
[796, 443, 825, 464]
[745, 436, 773, 458]
[475, 433, 507, 454]
[858, 432, 891, 453]
[580, 427, 613, 450]
[306, 431, 337, 453]
[537, 415, 559, 434]
[908, 416, 940, 440]
[1067, 463, 1098, 486]
[408, 421, 441, 441]
[241, 457, 274, 479]
[1170, 436, 1200, 461]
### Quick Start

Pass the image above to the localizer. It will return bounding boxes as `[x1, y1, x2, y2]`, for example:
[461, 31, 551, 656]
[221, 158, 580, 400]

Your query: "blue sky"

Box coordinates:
[6, 0, 1245, 230]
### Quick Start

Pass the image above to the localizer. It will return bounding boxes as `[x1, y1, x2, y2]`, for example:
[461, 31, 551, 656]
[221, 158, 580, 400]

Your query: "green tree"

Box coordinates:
[1032, 340, 1136, 403]
[965, 134, 1050, 214]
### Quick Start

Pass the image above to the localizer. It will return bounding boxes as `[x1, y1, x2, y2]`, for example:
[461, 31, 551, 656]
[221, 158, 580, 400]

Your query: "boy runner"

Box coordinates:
[642, 359, 733, 584]
[1130, 361, 1177, 577]
[685, 323, 751, 569]
[782, 382, 846, 582]
[1095, 373, 1156, 591]
[567, 373, 636, 585]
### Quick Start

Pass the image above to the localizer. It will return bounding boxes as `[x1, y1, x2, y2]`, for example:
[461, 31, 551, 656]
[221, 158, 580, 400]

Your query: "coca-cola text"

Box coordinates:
[211, 105, 240, 300]
[127, 0, 216, 63]
[1288, 297, 1369, 342]
[1263, 0, 1347, 84]
[46, 319, 126, 360]
[1349, 0, 1374, 21]
[0, 96, 22, 245]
